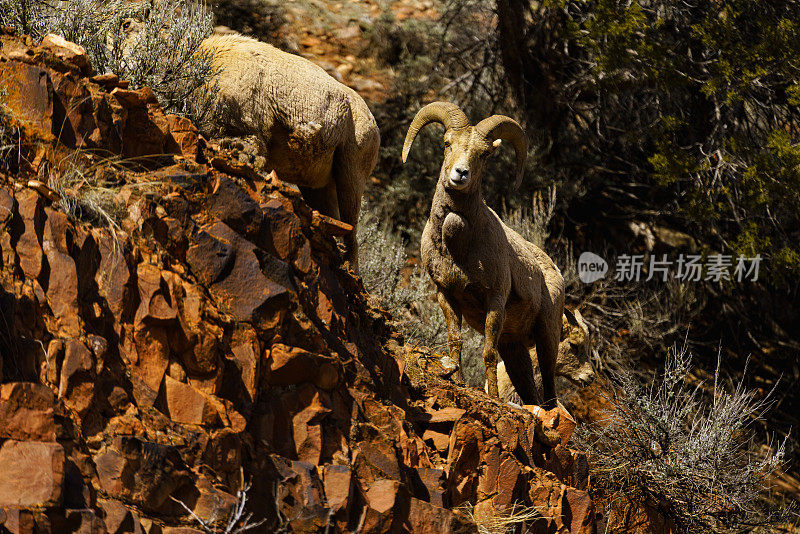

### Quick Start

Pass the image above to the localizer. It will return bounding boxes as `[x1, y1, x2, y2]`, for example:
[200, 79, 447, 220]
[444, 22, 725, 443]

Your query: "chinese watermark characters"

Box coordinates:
[578, 253, 762, 284]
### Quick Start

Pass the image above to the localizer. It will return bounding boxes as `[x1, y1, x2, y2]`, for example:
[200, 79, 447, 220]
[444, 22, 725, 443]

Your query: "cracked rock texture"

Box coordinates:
[0, 31, 596, 533]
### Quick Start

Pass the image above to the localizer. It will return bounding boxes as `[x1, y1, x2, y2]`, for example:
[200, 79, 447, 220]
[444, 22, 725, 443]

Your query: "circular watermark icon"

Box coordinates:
[578, 252, 608, 283]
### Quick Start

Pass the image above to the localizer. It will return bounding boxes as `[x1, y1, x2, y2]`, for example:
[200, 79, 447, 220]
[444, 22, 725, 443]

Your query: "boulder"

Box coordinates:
[0, 382, 56, 441]
[0, 440, 65, 507]
[40, 34, 90, 71]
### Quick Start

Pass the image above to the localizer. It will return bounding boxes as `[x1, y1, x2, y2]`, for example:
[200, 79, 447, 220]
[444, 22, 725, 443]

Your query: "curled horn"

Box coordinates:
[402, 102, 470, 163]
[475, 115, 528, 190]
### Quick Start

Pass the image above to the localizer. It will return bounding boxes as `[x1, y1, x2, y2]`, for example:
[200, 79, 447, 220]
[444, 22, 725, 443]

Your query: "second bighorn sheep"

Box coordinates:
[117, 21, 379, 270]
[403, 102, 565, 407]
[200, 34, 380, 271]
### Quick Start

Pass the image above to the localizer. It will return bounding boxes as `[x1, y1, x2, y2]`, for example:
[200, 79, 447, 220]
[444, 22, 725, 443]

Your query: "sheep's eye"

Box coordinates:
[122, 20, 132, 30]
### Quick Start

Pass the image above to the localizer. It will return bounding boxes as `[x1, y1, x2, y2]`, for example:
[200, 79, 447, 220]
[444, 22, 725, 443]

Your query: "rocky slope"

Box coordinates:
[0, 31, 596, 533]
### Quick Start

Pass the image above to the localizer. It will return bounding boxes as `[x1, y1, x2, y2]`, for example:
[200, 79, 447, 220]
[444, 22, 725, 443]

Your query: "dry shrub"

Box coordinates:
[501, 185, 579, 292]
[105, 0, 219, 126]
[575, 344, 794, 532]
[0, 0, 218, 126]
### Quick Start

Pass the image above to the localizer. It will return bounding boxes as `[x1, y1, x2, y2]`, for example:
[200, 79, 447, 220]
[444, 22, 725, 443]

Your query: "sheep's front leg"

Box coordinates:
[437, 292, 463, 382]
[483, 297, 506, 399]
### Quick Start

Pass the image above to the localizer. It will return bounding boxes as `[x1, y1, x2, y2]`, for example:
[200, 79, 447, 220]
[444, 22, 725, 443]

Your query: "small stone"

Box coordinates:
[421, 406, 465, 424]
[407, 498, 475, 534]
[163, 375, 220, 426]
[41, 34, 89, 71]
[413, 468, 446, 507]
[422, 429, 450, 453]
[90, 73, 119, 86]
[362, 479, 411, 533]
[322, 464, 353, 513]
[60, 339, 93, 399]
[186, 230, 234, 286]
[16, 190, 45, 280]
[268, 344, 339, 390]
[98, 499, 144, 534]
[525, 401, 576, 446]
[204, 221, 291, 322]
[208, 176, 263, 237]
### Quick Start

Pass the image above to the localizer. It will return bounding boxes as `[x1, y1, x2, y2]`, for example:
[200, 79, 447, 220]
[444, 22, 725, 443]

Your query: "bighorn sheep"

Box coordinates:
[118, 17, 379, 270]
[200, 34, 379, 270]
[492, 308, 595, 405]
[402, 102, 565, 407]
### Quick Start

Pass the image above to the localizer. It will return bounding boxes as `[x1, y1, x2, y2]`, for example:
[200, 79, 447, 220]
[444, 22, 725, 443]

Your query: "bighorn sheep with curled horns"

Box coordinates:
[402, 102, 565, 407]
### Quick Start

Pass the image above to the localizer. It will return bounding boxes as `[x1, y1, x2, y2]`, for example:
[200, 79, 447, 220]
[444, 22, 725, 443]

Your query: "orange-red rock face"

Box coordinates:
[0, 30, 597, 533]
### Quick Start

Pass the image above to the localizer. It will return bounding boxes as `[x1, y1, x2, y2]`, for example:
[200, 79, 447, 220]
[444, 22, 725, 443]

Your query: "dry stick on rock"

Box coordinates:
[403, 101, 565, 407]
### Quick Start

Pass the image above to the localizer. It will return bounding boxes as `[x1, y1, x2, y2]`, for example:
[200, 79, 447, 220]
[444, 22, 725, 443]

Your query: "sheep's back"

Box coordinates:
[202, 34, 353, 147]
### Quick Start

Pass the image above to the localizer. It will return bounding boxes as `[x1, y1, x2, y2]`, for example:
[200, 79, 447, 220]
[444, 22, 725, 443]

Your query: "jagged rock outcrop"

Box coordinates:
[0, 30, 596, 533]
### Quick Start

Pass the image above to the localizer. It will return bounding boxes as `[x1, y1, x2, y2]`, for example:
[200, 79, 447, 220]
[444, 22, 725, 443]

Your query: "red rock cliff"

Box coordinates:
[0, 31, 596, 533]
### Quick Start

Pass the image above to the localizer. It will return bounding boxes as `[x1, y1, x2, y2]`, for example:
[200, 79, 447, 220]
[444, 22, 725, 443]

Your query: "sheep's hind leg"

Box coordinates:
[437, 292, 463, 383]
[534, 315, 560, 409]
[299, 182, 340, 220]
[334, 155, 366, 274]
[498, 342, 540, 405]
[483, 297, 506, 399]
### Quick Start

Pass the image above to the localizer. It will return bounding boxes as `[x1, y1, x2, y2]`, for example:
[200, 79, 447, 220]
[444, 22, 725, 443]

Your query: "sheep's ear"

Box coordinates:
[492, 139, 502, 150]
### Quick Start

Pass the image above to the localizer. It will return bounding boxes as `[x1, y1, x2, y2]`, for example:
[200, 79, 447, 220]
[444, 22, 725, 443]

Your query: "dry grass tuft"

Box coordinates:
[459, 501, 544, 534]
[46, 154, 126, 229]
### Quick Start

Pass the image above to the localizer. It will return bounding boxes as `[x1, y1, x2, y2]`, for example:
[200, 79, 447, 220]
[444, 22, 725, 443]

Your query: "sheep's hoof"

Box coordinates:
[451, 368, 464, 384]
[486, 368, 499, 398]
[540, 398, 558, 410]
[439, 355, 462, 381]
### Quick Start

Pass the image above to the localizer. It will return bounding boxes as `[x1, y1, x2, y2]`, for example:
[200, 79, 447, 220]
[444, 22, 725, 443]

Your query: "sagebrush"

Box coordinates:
[106, 0, 219, 127]
[0, 0, 218, 126]
[575, 345, 792, 531]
